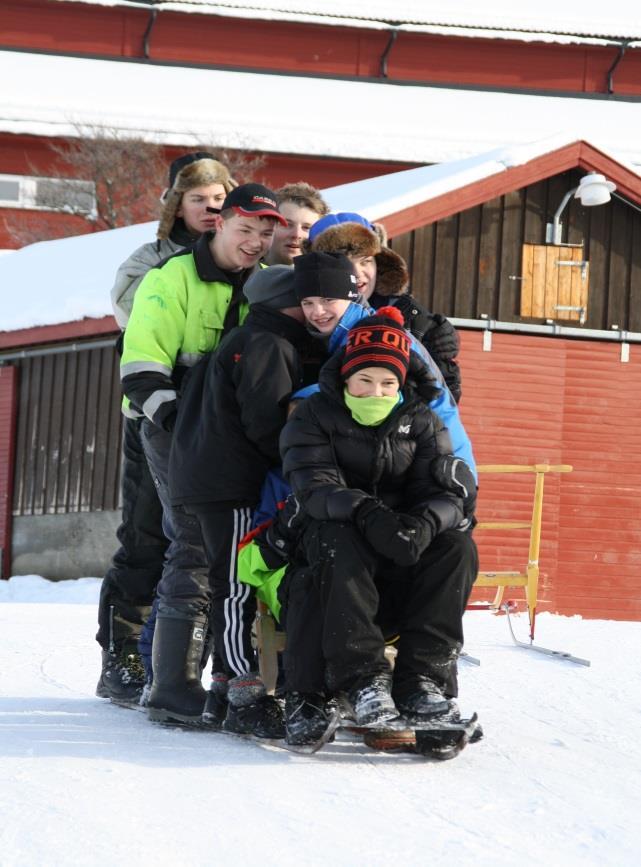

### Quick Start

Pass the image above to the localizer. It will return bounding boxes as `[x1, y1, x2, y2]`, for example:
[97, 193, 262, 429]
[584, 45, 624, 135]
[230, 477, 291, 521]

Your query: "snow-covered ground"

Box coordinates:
[1, 574, 640, 867]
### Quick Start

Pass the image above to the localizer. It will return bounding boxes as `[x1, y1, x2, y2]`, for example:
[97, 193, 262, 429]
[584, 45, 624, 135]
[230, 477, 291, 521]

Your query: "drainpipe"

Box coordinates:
[380, 29, 399, 79]
[143, 6, 159, 59]
[607, 40, 631, 94]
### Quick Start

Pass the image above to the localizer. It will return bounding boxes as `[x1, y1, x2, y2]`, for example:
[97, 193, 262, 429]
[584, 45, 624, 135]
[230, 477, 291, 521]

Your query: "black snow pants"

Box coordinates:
[96, 417, 168, 652]
[282, 521, 478, 697]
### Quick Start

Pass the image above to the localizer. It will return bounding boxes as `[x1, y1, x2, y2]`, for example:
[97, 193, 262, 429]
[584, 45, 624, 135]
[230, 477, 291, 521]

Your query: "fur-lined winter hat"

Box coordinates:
[157, 155, 237, 240]
[306, 212, 409, 297]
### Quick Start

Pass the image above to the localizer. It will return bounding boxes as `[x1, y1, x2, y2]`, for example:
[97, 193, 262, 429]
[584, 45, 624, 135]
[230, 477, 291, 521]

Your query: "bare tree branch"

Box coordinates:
[7, 124, 268, 246]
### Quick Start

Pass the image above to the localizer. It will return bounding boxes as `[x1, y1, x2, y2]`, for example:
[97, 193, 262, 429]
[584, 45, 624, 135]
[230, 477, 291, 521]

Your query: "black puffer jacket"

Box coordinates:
[169, 304, 313, 508]
[279, 350, 459, 523]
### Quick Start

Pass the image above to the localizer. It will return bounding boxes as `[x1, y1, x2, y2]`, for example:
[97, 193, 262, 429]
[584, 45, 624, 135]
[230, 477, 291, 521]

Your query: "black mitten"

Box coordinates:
[355, 500, 435, 566]
[424, 315, 460, 360]
[262, 494, 306, 564]
[430, 455, 477, 518]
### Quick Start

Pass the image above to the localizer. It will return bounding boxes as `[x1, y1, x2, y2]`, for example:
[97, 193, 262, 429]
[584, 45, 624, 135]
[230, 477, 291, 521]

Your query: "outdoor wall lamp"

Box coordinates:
[546, 173, 616, 244]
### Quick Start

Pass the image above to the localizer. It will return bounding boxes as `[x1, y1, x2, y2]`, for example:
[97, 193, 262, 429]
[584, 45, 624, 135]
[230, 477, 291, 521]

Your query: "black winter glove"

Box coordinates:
[424, 315, 460, 361]
[325, 487, 372, 522]
[262, 494, 307, 565]
[355, 499, 435, 567]
[389, 295, 431, 341]
[419, 496, 468, 533]
[430, 455, 477, 519]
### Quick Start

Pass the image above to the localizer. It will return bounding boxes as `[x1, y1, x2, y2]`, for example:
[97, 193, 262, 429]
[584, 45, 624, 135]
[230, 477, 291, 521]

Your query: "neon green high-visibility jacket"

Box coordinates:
[237, 540, 286, 622]
[120, 233, 255, 429]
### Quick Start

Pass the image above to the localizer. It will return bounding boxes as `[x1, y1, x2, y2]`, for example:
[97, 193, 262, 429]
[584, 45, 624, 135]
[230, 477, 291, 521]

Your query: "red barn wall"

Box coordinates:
[2, 1, 640, 96]
[459, 330, 641, 621]
[0, 132, 415, 248]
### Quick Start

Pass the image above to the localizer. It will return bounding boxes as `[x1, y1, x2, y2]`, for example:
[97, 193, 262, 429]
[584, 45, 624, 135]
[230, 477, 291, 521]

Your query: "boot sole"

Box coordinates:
[147, 706, 204, 726]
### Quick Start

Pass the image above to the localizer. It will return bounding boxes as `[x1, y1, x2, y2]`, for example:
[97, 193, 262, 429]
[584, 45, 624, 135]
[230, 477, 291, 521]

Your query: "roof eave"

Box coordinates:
[0, 316, 118, 352]
[380, 140, 641, 236]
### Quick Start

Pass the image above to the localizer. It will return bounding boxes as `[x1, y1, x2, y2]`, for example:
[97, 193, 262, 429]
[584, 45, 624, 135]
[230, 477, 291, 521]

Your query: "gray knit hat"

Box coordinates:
[243, 265, 298, 309]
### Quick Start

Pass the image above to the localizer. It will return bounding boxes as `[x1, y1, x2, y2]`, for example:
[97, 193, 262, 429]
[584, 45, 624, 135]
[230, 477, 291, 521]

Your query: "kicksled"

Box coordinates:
[254, 710, 484, 761]
[132, 703, 484, 762]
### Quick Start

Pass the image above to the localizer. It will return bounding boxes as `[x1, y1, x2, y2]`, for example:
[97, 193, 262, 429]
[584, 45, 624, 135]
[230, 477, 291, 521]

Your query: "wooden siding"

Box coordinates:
[460, 330, 641, 621]
[11, 345, 123, 515]
[390, 169, 641, 333]
[0, 365, 18, 576]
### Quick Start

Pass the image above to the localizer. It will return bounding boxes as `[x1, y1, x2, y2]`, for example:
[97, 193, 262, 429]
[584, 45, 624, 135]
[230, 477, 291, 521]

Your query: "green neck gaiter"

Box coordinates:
[343, 388, 400, 426]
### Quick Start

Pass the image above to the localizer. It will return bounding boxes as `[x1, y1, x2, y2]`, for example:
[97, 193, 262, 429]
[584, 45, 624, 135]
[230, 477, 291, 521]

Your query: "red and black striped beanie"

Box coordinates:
[340, 306, 411, 385]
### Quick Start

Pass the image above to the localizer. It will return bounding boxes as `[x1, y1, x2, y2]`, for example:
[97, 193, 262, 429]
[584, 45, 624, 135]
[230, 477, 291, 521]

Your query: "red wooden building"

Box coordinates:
[1, 0, 640, 247]
[1, 137, 640, 623]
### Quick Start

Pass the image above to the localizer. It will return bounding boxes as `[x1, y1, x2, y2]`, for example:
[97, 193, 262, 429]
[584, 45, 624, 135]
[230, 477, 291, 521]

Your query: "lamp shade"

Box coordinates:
[574, 173, 616, 207]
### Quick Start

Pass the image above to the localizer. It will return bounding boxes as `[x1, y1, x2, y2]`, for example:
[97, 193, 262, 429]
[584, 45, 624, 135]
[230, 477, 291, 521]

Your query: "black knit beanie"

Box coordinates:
[293, 252, 360, 302]
[341, 306, 411, 385]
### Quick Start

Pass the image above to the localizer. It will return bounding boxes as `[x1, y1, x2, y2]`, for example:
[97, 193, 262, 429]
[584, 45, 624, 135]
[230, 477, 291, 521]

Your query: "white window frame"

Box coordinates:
[0, 173, 97, 216]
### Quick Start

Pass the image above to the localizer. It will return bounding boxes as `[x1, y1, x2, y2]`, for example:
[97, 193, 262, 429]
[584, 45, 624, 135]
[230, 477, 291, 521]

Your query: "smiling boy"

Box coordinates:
[120, 183, 288, 724]
[265, 182, 329, 266]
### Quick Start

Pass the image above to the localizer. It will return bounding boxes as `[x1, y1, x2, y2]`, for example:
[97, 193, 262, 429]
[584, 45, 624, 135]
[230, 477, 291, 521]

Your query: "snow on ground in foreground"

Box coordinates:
[1, 575, 640, 867]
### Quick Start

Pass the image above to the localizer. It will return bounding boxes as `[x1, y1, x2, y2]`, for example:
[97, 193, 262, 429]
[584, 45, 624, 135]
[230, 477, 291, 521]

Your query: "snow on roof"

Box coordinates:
[2, 134, 637, 335]
[53, 0, 641, 43]
[323, 134, 641, 222]
[0, 221, 156, 333]
[3, 51, 641, 169]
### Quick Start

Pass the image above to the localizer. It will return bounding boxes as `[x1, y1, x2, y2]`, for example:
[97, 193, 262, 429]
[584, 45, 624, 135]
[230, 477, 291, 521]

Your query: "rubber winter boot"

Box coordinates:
[146, 616, 207, 725]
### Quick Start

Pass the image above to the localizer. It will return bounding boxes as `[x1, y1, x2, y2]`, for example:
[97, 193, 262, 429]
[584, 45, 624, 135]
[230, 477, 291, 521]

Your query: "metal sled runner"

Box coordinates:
[471, 462, 589, 666]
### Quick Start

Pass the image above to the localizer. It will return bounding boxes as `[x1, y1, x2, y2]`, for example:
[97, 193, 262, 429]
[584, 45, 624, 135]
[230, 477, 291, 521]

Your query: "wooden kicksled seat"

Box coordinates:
[472, 463, 573, 639]
[255, 462, 574, 690]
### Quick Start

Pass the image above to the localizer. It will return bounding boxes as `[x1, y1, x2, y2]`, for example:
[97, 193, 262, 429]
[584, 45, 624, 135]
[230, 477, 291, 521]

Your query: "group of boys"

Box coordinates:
[96, 152, 477, 755]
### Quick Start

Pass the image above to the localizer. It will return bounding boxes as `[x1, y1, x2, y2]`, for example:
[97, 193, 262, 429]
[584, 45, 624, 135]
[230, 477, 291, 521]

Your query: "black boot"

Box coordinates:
[223, 672, 285, 739]
[393, 675, 451, 720]
[96, 646, 146, 704]
[202, 672, 229, 729]
[146, 616, 207, 724]
[96, 601, 146, 704]
[285, 692, 330, 745]
[347, 672, 398, 726]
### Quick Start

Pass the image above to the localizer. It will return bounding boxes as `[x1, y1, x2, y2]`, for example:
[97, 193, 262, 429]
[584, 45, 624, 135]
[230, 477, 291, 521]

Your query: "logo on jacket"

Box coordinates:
[398, 424, 411, 434]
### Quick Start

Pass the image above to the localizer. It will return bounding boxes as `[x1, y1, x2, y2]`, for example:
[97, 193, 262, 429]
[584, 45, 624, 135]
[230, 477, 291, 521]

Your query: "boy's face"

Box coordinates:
[345, 367, 400, 398]
[177, 183, 227, 235]
[348, 253, 377, 301]
[268, 202, 320, 265]
[299, 296, 351, 334]
[212, 213, 276, 271]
